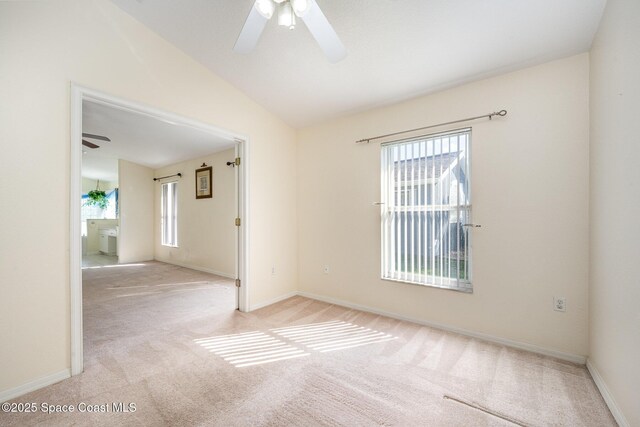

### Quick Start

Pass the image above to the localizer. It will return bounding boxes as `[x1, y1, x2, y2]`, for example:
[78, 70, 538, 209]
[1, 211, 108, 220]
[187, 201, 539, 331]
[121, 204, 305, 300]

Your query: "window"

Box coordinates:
[161, 182, 178, 247]
[381, 128, 472, 292]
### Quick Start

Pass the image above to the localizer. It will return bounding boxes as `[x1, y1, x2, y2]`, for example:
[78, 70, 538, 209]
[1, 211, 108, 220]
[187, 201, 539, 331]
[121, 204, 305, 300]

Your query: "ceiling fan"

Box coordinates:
[234, 0, 347, 63]
[82, 133, 111, 149]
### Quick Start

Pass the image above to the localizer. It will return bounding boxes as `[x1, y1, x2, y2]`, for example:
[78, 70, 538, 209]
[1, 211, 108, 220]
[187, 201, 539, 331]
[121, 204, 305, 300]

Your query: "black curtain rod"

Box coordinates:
[355, 110, 507, 144]
[153, 173, 182, 181]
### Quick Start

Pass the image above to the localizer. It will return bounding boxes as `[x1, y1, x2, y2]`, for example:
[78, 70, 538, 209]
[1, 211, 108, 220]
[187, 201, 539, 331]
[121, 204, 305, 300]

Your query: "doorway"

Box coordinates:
[70, 84, 250, 376]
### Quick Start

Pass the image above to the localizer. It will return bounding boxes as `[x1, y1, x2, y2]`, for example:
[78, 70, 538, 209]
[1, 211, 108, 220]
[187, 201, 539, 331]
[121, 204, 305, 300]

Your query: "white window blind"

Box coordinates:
[381, 128, 472, 292]
[161, 182, 178, 247]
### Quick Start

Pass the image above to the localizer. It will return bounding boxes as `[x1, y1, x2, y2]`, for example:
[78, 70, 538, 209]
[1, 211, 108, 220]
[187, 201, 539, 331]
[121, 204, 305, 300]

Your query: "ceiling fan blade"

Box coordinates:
[300, 0, 346, 63]
[82, 140, 99, 149]
[234, 2, 270, 54]
[82, 133, 111, 142]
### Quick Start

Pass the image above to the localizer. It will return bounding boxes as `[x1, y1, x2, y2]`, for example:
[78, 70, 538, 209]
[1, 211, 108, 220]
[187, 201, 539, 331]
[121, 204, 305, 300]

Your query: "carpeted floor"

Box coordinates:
[1, 261, 615, 426]
[82, 254, 119, 268]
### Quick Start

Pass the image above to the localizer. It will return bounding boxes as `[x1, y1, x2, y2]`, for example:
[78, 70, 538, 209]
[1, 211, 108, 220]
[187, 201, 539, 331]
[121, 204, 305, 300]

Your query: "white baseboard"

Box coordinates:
[295, 291, 586, 365]
[250, 291, 298, 311]
[587, 359, 630, 427]
[0, 369, 70, 403]
[155, 258, 235, 279]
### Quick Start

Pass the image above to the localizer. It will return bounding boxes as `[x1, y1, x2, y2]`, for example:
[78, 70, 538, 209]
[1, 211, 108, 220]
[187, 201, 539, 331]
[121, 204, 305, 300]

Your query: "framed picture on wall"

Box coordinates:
[195, 166, 212, 199]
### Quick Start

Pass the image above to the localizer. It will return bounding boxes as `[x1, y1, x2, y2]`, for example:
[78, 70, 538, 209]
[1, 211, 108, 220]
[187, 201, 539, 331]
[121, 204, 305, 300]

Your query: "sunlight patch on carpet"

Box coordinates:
[195, 332, 309, 367]
[271, 320, 398, 352]
[196, 320, 397, 367]
[83, 263, 147, 269]
[112, 281, 222, 297]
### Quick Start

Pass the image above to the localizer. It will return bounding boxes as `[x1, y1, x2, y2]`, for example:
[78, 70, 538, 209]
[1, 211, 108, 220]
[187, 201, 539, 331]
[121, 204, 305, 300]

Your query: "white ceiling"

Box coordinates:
[109, 0, 606, 128]
[82, 100, 236, 181]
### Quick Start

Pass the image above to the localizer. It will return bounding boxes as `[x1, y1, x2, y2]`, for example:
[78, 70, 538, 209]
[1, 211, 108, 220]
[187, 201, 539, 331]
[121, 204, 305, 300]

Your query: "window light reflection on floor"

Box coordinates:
[271, 320, 397, 353]
[196, 320, 397, 368]
[82, 263, 147, 270]
[194, 331, 309, 367]
[109, 281, 217, 298]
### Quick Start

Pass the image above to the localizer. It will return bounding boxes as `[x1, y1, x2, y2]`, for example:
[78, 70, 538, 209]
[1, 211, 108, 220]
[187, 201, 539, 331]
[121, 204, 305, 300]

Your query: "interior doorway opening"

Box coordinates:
[70, 84, 250, 376]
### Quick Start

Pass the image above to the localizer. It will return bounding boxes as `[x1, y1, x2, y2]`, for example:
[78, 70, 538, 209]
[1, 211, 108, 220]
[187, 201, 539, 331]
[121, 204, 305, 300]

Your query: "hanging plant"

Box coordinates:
[85, 180, 109, 209]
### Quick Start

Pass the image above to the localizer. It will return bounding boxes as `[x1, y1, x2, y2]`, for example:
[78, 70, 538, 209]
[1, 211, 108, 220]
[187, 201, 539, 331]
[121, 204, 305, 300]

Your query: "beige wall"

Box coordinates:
[154, 149, 236, 277]
[118, 159, 154, 263]
[297, 54, 590, 358]
[589, 0, 640, 425]
[0, 0, 297, 396]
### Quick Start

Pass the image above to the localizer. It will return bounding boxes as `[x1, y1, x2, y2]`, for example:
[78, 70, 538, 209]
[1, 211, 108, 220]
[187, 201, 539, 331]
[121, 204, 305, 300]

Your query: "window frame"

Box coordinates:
[380, 128, 473, 293]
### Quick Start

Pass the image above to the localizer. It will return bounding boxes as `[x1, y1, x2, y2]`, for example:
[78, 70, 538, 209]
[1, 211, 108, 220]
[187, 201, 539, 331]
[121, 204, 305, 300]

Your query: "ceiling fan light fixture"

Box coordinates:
[291, 0, 310, 17]
[255, 0, 275, 19]
[234, 0, 346, 62]
[278, 1, 296, 30]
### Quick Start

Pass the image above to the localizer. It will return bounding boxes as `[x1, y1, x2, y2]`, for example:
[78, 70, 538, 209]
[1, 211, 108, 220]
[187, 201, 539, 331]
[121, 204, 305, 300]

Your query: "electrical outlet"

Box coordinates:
[554, 296, 566, 312]
[323, 266, 330, 274]
[271, 266, 276, 275]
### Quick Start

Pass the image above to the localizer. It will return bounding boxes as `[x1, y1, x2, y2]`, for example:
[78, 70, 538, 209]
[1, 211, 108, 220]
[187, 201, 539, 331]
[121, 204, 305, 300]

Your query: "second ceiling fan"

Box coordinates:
[234, 0, 346, 63]
[82, 133, 111, 149]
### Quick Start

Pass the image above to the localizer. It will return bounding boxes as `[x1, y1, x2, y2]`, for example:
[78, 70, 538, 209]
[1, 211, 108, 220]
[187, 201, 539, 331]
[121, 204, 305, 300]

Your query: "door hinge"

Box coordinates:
[235, 278, 241, 288]
[235, 217, 241, 226]
[235, 157, 241, 166]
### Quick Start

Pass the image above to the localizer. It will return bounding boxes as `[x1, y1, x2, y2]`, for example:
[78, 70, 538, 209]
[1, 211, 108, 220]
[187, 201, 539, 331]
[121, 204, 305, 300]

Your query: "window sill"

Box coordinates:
[381, 277, 473, 294]
[162, 244, 179, 248]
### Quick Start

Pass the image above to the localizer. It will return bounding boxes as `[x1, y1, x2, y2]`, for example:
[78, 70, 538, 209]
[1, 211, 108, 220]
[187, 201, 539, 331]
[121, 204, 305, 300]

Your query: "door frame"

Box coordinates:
[69, 83, 251, 376]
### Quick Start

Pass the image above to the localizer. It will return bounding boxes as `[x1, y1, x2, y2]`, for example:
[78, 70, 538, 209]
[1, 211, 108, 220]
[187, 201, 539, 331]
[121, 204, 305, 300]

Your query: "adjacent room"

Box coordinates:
[80, 98, 240, 380]
[0, 0, 638, 426]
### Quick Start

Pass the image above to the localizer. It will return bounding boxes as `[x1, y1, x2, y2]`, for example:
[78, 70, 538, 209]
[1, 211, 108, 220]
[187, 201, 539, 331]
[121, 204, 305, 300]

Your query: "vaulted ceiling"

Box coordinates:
[111, 0, 606, 128]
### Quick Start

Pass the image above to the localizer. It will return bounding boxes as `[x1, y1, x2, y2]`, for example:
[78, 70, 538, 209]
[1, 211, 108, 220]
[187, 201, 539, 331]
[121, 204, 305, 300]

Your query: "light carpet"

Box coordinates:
[0, 261, 615, 426]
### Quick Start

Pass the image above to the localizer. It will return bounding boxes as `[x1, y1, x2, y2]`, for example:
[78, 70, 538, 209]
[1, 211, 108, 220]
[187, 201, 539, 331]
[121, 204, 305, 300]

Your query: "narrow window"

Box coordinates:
[381, 128, 472, 292]
[161, 182, 178, 247]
